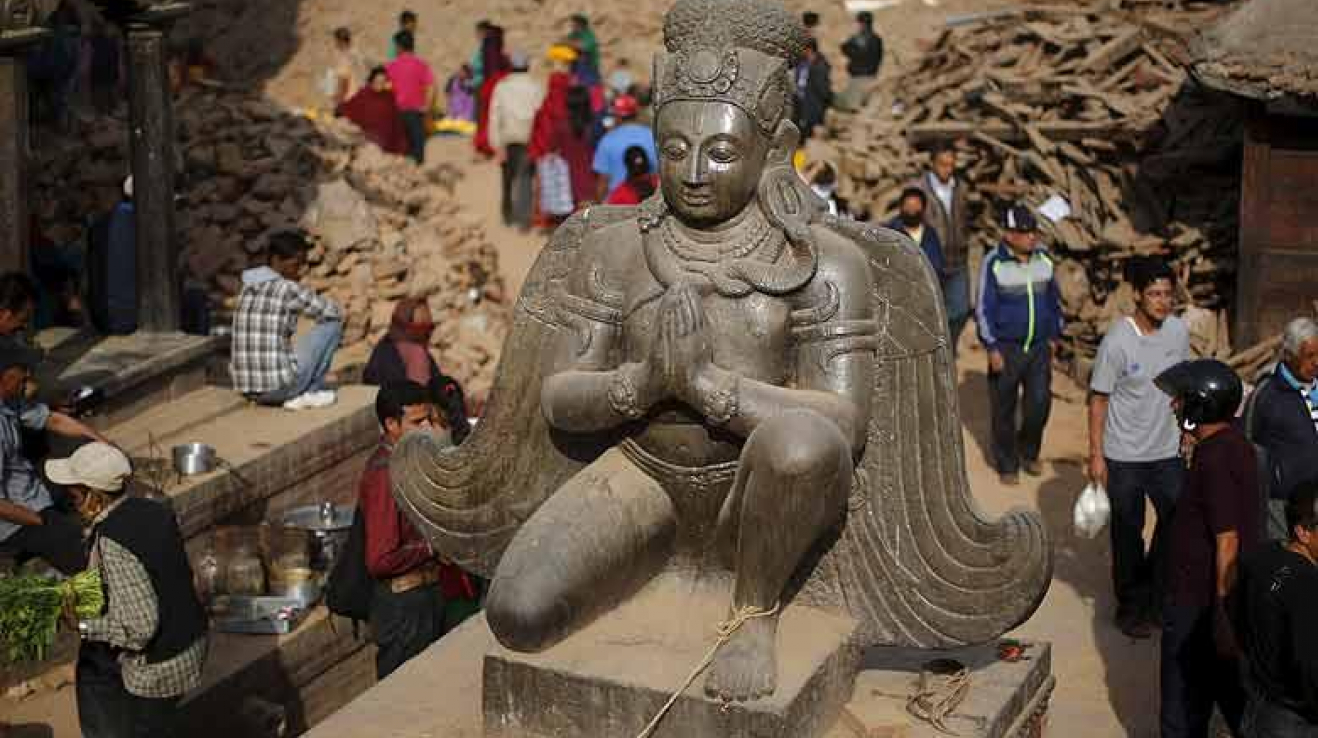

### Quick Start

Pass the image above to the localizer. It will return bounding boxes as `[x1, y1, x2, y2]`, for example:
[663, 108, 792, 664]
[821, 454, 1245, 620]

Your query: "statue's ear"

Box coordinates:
[766, 119, 801, 168]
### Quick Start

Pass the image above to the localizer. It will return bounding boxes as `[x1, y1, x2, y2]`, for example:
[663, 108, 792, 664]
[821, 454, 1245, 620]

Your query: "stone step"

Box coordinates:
[34, 330, 225, 430]
[107, 385, 248, 456]
[106, 384, 379, 539]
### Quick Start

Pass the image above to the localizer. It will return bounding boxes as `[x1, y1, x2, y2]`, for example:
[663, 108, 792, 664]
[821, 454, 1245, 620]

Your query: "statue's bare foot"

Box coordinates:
[704, 614, 778, 702]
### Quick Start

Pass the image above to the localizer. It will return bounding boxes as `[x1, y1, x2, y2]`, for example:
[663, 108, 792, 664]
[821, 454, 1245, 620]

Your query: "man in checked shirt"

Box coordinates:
[52, 442, 208, 737]
[230, 229, 344, 411]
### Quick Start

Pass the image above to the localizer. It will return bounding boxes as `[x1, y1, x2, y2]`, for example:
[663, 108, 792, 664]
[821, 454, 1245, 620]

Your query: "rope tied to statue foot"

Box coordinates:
[633, 601, 781, 738]
[907, 658, 971, 736]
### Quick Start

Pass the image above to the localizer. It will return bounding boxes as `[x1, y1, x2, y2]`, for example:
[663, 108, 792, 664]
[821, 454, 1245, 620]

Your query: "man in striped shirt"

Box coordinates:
[976, 205, 1063, 486]
[1249, 316, 1318, 540]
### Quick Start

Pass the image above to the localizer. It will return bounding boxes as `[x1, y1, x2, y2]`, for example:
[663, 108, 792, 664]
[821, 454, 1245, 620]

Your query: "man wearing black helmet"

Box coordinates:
[1156, 359, 1258, 738]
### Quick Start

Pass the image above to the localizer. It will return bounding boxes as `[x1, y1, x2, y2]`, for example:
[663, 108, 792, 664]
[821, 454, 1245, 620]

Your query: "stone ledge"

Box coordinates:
[34, 329, 224, 428]
[112, 384, 379, 538]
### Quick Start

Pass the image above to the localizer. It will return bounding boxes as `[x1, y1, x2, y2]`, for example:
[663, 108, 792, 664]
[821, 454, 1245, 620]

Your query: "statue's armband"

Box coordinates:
[789, 281, 879, 376]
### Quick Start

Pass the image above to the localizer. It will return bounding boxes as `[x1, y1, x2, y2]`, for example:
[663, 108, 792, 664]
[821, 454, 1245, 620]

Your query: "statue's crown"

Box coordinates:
[654, 0, 808, 133]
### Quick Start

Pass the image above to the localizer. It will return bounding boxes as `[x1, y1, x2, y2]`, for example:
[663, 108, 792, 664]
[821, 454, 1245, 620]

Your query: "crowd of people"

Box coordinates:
[880, 99, 1318, 737]
[325, 9, 892, 231]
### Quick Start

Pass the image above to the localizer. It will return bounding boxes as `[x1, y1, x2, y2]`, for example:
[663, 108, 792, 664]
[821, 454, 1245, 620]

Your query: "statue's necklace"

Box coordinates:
[658, 210, 783, 265]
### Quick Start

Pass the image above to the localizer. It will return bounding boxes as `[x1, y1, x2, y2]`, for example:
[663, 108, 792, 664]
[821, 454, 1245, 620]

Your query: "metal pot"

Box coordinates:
[172, 442, 217, 476]
[280, 502, 354, 572]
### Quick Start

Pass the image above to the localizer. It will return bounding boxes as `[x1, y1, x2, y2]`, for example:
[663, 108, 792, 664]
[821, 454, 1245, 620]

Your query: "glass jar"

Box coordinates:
[217, 526, 266, 596]
[194, 548, 222, 605]
[225, 547, 266, 596]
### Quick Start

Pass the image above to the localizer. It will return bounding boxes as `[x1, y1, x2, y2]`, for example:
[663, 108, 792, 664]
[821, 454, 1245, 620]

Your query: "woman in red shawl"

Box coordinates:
[336, 67, 407, 156]
[528, 76, 597, 226]
[472, 26, 510, 157]
[362, 298, 441, 386]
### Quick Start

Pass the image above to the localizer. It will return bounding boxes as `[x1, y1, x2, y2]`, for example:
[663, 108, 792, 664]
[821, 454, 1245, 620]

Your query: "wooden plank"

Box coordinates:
[908, 119, 1122, 145]
[1057, 141, 1096, 166]
[1081, 28, 1144, 74]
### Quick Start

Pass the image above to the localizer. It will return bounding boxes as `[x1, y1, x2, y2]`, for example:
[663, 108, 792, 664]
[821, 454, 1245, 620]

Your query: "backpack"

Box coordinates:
[324, 504, 372, 634]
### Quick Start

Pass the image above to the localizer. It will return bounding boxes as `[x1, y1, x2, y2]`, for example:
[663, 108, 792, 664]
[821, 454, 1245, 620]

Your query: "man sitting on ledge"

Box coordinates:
[230, 229, 343, 410]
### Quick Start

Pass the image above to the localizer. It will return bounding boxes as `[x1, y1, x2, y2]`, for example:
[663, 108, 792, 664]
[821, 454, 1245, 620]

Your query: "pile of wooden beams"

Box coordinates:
[824, 1, 1243, 381]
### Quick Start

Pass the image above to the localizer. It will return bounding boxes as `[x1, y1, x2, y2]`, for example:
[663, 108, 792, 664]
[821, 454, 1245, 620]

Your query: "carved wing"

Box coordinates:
[392, 207, 634, 578]
[815, 218, 1053, 648]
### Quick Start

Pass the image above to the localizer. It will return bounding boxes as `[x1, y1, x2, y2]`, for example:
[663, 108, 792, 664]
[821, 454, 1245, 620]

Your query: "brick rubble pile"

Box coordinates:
[822, 0, 1243, 382]
[32, 88, 510, 404]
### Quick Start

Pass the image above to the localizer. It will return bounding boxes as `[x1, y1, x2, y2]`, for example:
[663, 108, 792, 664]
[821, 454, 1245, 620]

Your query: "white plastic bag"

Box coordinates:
[1073, 482, 1111, 539]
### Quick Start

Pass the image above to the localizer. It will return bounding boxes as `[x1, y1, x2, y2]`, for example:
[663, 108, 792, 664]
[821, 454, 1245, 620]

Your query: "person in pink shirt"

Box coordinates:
[385, 31, 435, 163]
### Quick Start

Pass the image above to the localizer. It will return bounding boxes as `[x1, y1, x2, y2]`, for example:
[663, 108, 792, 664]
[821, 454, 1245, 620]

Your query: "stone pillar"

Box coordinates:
[125, 14, 183, 332]
[0, 57, 30, 275]
[0, 2, 49, 276]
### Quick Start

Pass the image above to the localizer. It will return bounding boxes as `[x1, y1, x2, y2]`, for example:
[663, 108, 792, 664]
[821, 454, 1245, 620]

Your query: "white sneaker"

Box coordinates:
[306, 390, 337, 408]
[282, 393, 317, 411]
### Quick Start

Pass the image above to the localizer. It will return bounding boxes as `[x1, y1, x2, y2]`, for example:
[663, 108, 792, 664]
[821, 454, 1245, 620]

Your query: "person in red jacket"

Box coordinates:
[605, 145, 659, 206]
[359, 380, 443, 678]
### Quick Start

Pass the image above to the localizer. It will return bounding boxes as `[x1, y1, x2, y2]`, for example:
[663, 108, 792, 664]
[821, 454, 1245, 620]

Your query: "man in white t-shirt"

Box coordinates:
[1088, 258, 1190, 639]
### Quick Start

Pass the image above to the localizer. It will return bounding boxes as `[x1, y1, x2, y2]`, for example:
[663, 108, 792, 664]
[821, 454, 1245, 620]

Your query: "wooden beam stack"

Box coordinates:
[823, 0, 1243, 382]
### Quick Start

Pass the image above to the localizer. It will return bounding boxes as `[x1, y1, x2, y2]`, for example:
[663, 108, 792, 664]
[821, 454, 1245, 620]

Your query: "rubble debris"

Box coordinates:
[31, 88, 510, 405]
[822, 0, 1243, 383]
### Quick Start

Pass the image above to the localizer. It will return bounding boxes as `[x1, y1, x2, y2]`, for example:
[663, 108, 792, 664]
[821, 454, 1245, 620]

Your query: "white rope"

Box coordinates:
[633, 602, 781, 738]
[906, 661, 971, 736]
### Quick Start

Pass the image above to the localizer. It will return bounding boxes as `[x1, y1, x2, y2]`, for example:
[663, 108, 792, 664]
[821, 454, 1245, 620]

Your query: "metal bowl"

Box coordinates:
[172, 442, 217, 476]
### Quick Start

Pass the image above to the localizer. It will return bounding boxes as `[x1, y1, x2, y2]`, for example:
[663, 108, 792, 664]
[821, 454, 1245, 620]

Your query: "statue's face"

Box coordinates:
[655, 101, 770, 226]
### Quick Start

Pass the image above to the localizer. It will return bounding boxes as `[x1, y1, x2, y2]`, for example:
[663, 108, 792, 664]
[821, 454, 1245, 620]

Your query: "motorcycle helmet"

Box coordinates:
[1154, 359, 1243, 431]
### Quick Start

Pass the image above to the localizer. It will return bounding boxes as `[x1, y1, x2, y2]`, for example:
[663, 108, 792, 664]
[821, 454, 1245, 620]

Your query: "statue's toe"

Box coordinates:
[485, 578, 572, 653]
[704, 618, 778, 702]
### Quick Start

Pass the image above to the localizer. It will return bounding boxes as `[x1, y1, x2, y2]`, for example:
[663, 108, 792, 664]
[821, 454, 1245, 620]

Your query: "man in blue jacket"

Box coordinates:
[976, 205, 1063, 485]
[886, 187, 944, 278]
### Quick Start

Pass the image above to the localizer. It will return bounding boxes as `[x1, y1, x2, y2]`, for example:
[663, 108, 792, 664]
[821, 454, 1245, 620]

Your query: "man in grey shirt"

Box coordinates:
[1088, 259, 1190, 639]
[0, 337, 107, 574]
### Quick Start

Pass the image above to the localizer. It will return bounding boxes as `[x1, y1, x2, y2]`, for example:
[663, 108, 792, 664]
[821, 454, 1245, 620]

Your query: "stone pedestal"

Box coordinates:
[482, 577, 861, 738]
[304, 611, 1053, 738]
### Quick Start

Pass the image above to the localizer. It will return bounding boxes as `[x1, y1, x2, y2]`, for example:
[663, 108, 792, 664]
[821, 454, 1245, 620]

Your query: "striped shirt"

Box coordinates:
[85, 501, 207, 699]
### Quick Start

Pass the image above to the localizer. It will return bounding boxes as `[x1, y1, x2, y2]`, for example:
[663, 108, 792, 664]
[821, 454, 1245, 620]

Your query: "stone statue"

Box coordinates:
[393, 0, 1051, 704]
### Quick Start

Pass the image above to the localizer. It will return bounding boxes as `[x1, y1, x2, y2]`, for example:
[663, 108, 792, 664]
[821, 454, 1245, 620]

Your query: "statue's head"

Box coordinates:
[653, 0, 809, 227]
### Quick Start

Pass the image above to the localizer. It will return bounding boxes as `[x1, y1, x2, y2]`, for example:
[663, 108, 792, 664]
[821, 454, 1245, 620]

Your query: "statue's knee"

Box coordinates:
[752, 411, 850, 480]
[484, 577, 569, 653]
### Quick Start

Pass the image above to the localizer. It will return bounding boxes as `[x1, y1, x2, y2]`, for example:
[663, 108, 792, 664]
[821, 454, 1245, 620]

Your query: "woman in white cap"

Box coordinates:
[50, 443, 208, 737]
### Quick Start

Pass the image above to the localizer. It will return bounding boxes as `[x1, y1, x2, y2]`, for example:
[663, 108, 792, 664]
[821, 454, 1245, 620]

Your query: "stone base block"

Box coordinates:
[305, 613, 1053, 738]
[482, 578, 861, 738]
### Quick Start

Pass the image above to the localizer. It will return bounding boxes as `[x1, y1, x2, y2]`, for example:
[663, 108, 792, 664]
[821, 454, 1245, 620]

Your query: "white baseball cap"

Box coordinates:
[46, 442, 133, 493]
